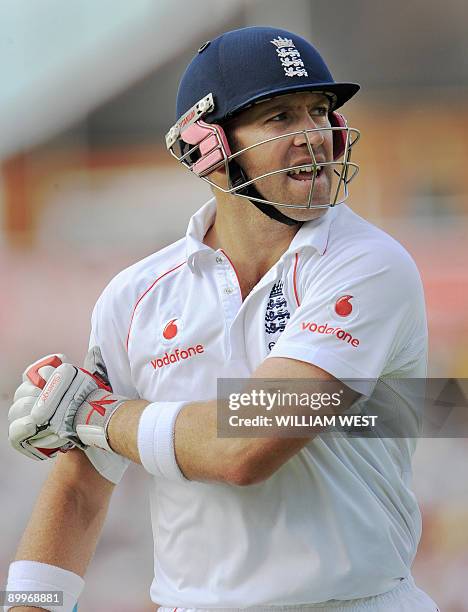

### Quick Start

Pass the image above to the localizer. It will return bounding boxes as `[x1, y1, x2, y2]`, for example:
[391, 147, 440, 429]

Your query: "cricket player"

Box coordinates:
[6, 27, 439, 611]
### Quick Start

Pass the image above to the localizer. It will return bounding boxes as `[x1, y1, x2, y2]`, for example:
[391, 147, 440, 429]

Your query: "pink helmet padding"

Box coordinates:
[199, 134, 219, 155]
[210, 122, 232, 156]
[193, 149, 224, 175]
[181, 121, 213, 145]
[180, 120, 232, 175]
[330, 112, 347, 160]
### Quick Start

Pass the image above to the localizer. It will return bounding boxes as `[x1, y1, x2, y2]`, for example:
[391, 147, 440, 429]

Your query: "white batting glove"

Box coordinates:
[8, 350, 127, 461]
[8, 355, 74, 460]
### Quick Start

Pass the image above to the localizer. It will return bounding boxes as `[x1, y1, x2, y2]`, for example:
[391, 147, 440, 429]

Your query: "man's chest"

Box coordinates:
[126, 269, 294, 402]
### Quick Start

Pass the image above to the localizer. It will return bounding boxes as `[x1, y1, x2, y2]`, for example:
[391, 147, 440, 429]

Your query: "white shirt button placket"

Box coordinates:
[213, 252, 243, 359]
[214, 253, 240, 319]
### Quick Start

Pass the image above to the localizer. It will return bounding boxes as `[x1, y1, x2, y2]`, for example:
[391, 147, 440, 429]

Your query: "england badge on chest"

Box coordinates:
[264, 280, 291, 351]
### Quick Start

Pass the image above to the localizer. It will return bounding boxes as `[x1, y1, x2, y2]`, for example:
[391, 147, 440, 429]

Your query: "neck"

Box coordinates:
[204, 193, 301, 298]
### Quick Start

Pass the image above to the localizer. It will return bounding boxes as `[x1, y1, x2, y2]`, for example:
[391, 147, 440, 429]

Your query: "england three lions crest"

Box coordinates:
[265, 280, 291, 351]
[271, 36, 308, 78]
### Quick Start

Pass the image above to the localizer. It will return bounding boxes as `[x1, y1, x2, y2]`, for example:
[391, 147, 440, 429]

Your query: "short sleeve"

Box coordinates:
[82, 288, 137, 484]
[269, 243, 427, 396]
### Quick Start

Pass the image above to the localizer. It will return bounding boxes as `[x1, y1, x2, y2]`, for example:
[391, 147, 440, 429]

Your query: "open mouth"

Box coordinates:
[287, 165, 323, 181]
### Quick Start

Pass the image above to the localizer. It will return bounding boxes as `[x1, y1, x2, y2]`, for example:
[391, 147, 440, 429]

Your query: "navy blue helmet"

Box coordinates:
[176, 26, 360, 124]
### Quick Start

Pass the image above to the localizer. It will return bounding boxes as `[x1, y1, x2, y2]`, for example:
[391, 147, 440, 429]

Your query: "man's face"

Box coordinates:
[227, 92, 335, 221]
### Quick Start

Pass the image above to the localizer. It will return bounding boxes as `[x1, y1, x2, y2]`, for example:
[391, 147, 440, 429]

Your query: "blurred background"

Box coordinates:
[0, 0, 467, 609]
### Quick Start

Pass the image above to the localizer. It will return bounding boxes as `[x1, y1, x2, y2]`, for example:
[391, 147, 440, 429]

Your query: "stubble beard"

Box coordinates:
[252, 167, 333, 210]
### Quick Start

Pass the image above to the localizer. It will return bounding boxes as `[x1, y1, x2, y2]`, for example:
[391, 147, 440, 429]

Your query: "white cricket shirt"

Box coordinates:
[85, 199, 427, 606]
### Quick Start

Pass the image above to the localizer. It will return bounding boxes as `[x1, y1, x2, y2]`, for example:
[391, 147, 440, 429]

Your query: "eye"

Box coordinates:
[312, 106, 329, 117]
[268, 112, 287, 122]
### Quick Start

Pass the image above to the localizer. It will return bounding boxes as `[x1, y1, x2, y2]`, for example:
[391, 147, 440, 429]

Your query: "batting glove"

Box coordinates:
[8, 349, 127, 461]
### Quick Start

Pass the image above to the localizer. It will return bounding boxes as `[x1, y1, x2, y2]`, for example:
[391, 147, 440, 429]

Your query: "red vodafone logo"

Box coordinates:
[163, 318, 178, 340]
[150, 345, 205, 370]
[335, 295, 353, 317]
[301, 321, 360, 347]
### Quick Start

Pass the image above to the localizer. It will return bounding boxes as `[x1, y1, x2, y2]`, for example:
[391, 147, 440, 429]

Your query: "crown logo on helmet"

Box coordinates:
[270, 36, 294, 49]
[270, 36, 308, 78]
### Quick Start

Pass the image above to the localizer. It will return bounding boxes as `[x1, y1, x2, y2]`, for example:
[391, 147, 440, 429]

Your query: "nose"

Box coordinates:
[292, 116, 324, 148]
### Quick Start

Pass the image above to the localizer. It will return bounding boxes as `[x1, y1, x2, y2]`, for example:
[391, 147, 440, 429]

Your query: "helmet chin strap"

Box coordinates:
[249, 190, 303, 226]
[229, 162, 302, 227]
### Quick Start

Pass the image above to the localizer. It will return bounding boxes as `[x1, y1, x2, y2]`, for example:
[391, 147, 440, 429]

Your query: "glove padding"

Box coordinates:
[9, 354, 74, 460]
[8, 351, 124, 461]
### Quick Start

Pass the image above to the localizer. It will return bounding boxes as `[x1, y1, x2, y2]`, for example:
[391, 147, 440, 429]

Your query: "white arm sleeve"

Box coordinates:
[270, 243, 428, 396]
[83, 292, 136, 484]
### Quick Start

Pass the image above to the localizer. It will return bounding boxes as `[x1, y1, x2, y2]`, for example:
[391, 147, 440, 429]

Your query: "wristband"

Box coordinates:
[5, 560, 84, 612]
[137, 401, 187, 481]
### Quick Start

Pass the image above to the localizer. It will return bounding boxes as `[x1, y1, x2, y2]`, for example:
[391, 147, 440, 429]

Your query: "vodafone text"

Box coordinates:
[301, 322, 360, 347]
[151, 345, 204, 370]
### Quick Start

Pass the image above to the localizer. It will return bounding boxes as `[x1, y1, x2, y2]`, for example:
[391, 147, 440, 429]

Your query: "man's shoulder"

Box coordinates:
[299, 206, 424, 300]
[330, 205, 420, 274]
[97, 237, 187, 311]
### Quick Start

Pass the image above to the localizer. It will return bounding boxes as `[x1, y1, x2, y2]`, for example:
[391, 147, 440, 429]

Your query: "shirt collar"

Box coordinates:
[286, 206, 337, 256]
[186, 197, 217, 271]
[185, 198, 338, 272]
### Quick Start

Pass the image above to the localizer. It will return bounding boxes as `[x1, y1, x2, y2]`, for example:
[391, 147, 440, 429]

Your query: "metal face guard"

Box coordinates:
[166, 94, 360, 210]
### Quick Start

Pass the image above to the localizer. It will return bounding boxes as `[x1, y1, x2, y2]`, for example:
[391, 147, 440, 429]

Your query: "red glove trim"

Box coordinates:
[78, 368, 112, 392]
[26, 355, 63, 390]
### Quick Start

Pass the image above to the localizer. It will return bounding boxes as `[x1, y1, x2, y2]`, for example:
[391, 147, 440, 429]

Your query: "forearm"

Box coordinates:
[15, 487, 107, 576]
[172, 360, 358, 483]
[105, 361, 357, 485]
[106, 399, 149, 463]
[173, 399, 310, 484]
[174, 399, 235, 482]
[106, 397, 309, 485]
[14, 450, 113, 575]
[7, 451, 113, 611]
[106, 397, 243, 481]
